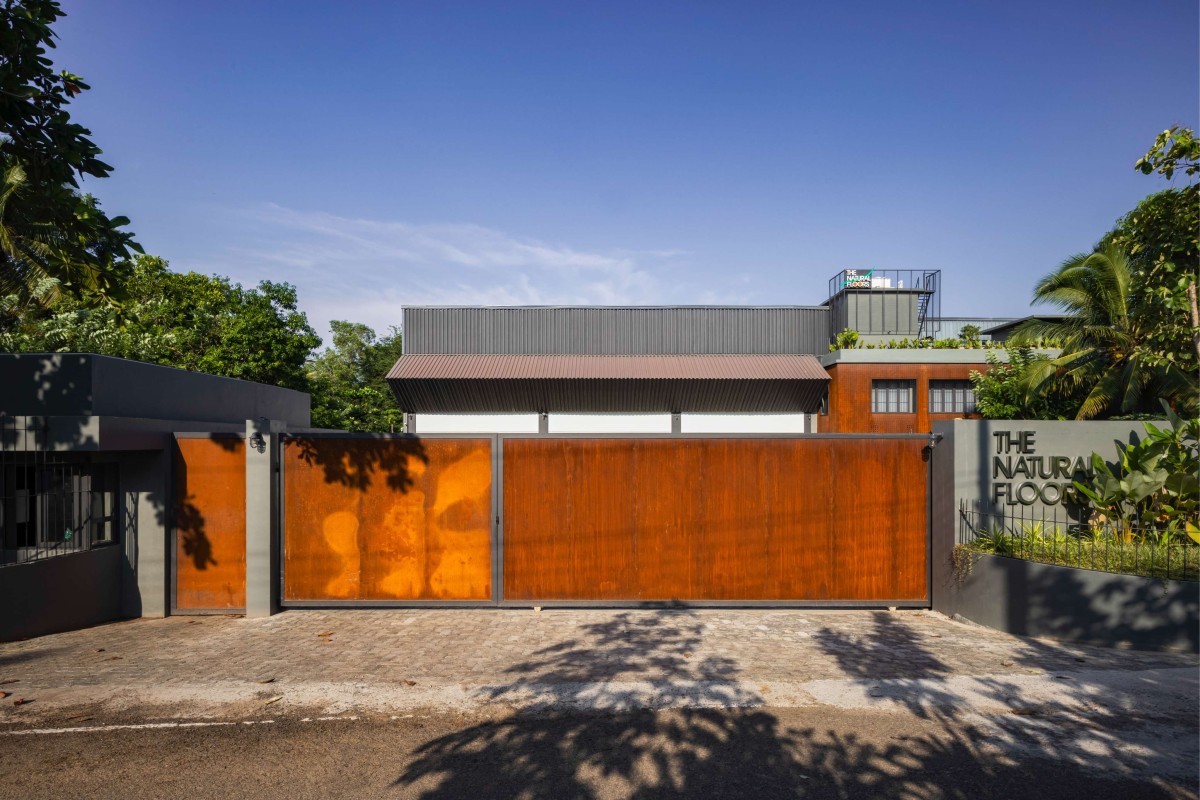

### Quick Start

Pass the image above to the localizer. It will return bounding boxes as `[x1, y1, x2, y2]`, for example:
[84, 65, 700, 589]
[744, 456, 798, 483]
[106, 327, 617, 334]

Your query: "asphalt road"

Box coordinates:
[2, 706, 1195, 800]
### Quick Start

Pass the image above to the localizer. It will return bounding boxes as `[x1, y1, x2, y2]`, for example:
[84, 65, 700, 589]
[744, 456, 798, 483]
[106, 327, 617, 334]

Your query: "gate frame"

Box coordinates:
[276, 431, 937, 610]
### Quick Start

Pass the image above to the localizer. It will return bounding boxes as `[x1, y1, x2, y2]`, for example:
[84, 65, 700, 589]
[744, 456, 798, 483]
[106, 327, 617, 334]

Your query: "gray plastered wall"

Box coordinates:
[931, 419, 1196, 651]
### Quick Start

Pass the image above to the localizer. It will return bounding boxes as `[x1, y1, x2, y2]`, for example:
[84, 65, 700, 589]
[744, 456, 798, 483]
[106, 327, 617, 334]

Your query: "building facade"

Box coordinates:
[388, 270, 1010, 434]
[0, 353, 310, 640]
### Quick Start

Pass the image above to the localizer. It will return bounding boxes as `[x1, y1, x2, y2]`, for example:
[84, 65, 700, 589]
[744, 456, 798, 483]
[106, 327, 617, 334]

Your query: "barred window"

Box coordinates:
[871, 380, 915, 413]
[929, 380, 977, 414]
[1, 458, 118, 565]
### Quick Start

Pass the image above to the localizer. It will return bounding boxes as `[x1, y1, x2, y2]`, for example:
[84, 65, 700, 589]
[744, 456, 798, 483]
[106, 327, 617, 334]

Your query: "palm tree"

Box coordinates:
[0, 154, 137, 313]
[0, 159, 66, 307]
[1012, 245, 1197, 419]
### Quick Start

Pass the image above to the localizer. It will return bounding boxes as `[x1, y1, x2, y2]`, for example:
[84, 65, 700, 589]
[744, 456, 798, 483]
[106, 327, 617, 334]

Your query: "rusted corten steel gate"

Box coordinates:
[260, 432, 932, 608]
[174, 435, 247, 612]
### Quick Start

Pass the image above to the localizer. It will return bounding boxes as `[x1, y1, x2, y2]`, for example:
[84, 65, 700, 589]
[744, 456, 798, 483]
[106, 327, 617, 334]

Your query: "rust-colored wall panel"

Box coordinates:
[503, 437, 926, 602]
[823, 362, 987, 433]
[282, 437, 492, 601]
[767, 439, 835, 599]
[175, 437, 246, 610]
[829, 438, 928, 600]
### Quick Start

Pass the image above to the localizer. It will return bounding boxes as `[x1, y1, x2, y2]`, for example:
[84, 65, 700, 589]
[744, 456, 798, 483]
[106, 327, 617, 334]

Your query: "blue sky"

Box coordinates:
[56, 1, 1198, 342]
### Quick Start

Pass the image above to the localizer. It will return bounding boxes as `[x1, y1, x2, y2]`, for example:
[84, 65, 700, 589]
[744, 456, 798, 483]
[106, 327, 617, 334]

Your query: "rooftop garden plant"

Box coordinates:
[828, 329, 1058, 352]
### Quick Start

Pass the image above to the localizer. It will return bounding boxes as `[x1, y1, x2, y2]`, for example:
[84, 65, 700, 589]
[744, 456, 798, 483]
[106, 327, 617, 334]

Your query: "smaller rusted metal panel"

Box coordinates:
[175, 437, 246, 610]
[283, 437, 493, 602]
[830, 438, 928, 600]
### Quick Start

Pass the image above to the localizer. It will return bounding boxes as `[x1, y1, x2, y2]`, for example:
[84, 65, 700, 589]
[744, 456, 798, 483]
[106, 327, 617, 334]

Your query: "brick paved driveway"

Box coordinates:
[1, 608, 1197, 796]
[0, 608, 1194, 720]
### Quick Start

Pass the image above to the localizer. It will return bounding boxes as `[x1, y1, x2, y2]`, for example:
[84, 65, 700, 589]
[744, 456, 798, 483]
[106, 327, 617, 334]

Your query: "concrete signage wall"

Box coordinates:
[930, 419, 1198, 652]
[932, 419, 1154, 523]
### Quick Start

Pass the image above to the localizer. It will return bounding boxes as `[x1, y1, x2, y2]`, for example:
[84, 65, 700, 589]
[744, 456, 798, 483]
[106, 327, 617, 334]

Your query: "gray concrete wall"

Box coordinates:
[245, 419, 283, 618]
[0, 546, 123, 642]
[933, 419, 1153, 523]
[819, 348, 1057, 367]
[940, 553, 1198, 652]
[115, 450, 174, 619]
[931, 419, 1196, 652]
[0, 353, 310, 427]
[0, 353, 94, 416]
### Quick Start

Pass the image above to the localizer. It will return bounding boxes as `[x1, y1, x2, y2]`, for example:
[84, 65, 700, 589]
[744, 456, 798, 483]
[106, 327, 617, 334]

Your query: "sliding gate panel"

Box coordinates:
[502, 436, 928, 603]
[174, 436, 246, 611]
[282, 436, 494, 603]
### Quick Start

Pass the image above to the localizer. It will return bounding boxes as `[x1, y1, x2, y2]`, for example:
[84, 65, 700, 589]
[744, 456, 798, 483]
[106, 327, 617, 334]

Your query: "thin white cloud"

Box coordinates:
[199, 204, 737, 342]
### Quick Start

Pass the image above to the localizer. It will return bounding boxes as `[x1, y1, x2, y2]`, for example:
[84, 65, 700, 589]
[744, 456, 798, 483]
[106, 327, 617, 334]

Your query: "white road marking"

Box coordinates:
[1, 719, 288, 736]
[1, 721, 239, 736]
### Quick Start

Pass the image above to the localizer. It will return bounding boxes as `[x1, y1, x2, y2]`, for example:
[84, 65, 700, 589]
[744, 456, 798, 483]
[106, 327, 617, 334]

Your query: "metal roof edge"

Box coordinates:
[400, 304, 831, 311]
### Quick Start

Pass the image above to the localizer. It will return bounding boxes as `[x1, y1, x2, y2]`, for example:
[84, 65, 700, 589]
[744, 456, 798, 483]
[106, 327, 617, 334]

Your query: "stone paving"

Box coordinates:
[1, 609, 1196, 796]
[0, 609, 1193, 709]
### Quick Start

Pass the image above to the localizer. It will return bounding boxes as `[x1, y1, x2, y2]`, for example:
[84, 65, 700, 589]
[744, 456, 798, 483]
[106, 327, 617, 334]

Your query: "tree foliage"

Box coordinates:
[0, 0, 140, 307]
[1134, 126, 1200, 180]
[1073, 403, 1199, 538]
[969, 345, 1083, 420]
[1012, 246, 1195, 419]
[1100, 184, 1198, 375]
[0, 255, 319, 389]
[307, 321, 404, 432]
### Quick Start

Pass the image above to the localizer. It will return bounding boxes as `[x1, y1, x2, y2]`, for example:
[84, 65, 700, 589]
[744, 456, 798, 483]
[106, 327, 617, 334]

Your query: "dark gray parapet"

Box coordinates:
[0, 353, 309, 427]
[937, 553, 1198, 653]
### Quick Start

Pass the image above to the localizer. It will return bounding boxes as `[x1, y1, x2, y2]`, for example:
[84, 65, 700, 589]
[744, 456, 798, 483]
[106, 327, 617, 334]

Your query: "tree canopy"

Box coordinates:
[1013, 246, 1196, 419]
[0, 0, 140, 308]
[307, 322, 405, 432]
[1104, 127, 1200, 406]
[969, 345, 1083, 420]
[1, 255, 320, 390]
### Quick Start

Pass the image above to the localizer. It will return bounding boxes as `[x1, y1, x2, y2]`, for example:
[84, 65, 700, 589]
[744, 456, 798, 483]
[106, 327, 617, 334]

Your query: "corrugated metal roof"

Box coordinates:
[387, 354, 829, 380]
[401, 306, 832, 355]
[387, 354, 830, 413]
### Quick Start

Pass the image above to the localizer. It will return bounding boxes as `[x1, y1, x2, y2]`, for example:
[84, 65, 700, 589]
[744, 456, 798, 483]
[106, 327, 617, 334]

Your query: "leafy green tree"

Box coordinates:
[307, 321, 404, 432]
[0, 0, 140, 307]
[0, 255, 319, 389]
[1101, 129, 1199, 377]
[969, 345, 1083, 420]
[1134, 126, 1200, 179]
[1012, 246, 1196, 419]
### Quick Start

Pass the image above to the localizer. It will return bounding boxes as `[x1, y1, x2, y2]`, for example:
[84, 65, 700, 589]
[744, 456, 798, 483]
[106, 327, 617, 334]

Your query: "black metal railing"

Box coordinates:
[0, 450, 119, 567]
[957, 501, 1199, 582]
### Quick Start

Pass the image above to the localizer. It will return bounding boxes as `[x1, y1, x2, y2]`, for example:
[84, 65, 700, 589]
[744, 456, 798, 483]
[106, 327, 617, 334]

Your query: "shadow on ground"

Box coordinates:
[395, 610, 1197, 799]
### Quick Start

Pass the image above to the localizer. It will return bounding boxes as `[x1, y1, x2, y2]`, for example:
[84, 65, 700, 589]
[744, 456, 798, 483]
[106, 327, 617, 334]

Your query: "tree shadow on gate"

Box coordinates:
[287, 435, 428, 492]
[392, 610, 1194, 799]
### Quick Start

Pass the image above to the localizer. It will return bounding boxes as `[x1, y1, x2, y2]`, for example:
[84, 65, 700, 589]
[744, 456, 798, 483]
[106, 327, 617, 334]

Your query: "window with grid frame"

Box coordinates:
[928, 380, 977, 414]
[870, 379, 915, 413]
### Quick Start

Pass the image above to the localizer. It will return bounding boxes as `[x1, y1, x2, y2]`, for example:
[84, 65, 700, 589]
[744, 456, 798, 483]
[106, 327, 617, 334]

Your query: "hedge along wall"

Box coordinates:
[930, 419, 1198, 652]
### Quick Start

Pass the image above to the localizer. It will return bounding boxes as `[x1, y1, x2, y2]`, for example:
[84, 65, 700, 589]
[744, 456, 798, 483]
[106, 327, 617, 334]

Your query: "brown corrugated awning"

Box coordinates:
[387, 354, 829, 413]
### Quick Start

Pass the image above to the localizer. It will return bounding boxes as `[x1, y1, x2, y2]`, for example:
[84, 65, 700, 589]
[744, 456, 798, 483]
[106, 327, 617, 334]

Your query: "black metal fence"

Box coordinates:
[0, 451, 119, 567]
[957, 501, 1199, 582]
